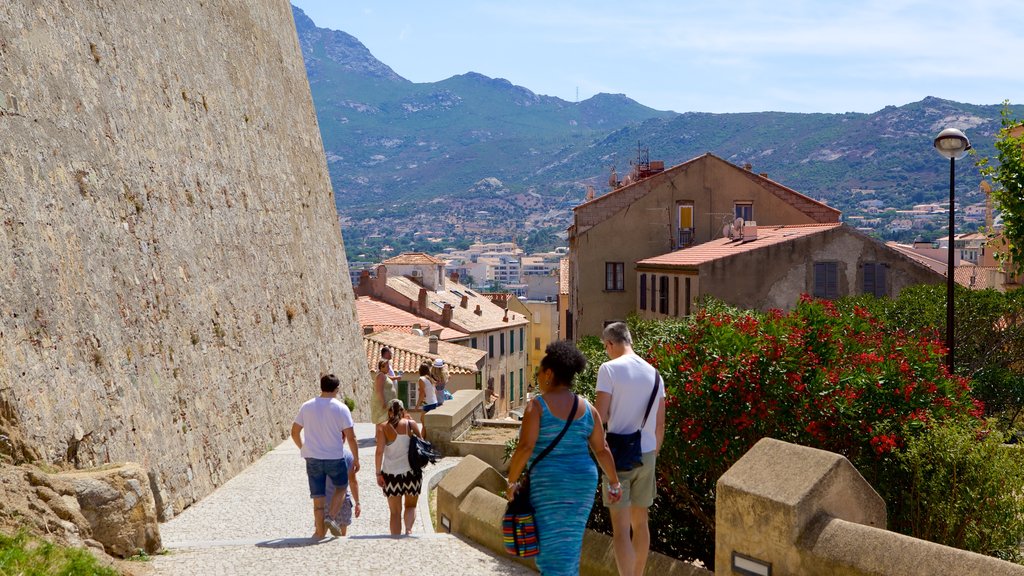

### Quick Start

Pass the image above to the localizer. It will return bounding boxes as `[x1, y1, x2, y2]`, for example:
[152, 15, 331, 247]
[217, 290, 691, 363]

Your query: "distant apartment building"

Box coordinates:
[356, 252, 530, 417]
[569, 153, 841, 337]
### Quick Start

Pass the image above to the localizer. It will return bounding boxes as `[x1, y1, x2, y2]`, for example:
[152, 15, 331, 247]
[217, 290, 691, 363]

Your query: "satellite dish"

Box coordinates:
[411, 328, 425, 336]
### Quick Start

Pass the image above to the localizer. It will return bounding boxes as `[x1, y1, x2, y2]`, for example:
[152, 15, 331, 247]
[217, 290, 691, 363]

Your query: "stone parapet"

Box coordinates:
[716, 438, 1024, 576]
[423, 389, 484, 452]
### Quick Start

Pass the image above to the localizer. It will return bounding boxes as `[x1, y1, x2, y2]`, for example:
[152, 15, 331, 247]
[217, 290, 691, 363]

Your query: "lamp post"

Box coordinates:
[933, 128, 971, 373]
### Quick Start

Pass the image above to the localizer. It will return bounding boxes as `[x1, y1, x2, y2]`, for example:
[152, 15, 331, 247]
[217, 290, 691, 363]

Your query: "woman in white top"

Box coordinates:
[429, 358, 449, 406]
[374, 399, 423, 535]
[417, 363, 439, 412]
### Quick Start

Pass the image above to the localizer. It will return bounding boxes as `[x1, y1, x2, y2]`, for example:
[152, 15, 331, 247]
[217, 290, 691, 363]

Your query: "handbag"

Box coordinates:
[503, 395, 579, 557]
[605, 372, 660, 471]
[407, 423, 441, 471]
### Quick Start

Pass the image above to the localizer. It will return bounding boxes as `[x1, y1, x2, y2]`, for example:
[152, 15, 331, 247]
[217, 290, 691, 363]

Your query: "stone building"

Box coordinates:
[568, 153, 841, 337]
[0, 1, 369, 517]
[634, 224, 944, 317]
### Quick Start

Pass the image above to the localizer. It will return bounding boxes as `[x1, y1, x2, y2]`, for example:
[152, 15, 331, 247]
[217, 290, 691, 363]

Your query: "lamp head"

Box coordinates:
[934, 128, 971, 160]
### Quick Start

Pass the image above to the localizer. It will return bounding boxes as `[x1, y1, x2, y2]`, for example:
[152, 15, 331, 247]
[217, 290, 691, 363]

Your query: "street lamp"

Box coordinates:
[933, 128, 971, 373]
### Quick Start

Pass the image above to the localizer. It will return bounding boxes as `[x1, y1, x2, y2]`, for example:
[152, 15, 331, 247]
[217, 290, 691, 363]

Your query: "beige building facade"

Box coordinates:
[569, 153, 841, 337]
[635, 224, 944, 317]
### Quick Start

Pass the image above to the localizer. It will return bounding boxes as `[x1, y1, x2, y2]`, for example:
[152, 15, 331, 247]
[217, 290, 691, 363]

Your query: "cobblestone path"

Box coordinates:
[149, 423, 532, 575]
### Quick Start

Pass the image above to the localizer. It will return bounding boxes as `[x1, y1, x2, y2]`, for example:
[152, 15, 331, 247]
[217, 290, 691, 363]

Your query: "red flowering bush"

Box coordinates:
[581, 297, 984, 568]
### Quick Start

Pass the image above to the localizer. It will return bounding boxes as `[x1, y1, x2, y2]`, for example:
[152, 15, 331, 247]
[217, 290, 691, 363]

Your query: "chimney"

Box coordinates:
[450, 271, 460, 284]
[503, 310, 509, 323]
[474, 304, 483, 316]
[374, 265, 388, 296]
[363, 326, 374, 335]
[428, 335, 439, 355]
[418, 288, 428, 312]
[460, 294, 469, 308]
[441, 303, 453, 325]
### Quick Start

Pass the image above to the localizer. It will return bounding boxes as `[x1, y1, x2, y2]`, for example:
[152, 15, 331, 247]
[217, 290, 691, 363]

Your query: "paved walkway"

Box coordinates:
[149, 423, 532, 575]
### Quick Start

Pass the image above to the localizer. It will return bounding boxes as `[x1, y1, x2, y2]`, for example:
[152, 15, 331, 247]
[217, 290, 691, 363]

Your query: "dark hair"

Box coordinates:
[540, 340, 587, 389]
[419, 362, 430, 376]
[320, 373, 341, 393]
[381, 347, 392, 357]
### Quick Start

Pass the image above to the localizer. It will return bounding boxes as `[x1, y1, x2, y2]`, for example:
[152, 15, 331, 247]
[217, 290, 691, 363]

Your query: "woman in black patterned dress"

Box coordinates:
[374, 399, 423, 535]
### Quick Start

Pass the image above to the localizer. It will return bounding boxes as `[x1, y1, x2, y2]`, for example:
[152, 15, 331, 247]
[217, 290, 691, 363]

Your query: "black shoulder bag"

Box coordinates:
[605, 371, 660, 471]
[407, 421, 441, 471]
[503, 395, 579, 557]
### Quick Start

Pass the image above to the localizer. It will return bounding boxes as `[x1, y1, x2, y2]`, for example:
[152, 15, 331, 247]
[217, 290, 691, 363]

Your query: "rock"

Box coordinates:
[65, 463, 162, 557]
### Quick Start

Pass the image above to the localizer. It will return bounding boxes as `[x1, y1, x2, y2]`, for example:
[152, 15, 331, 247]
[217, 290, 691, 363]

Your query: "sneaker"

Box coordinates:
[325, 517, 342, 537]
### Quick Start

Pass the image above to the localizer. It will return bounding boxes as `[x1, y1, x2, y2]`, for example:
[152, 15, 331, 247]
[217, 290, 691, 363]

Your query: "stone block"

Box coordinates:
[580, 530, 712, 576]
[423, 389, 484, 451]
[715, 438, 885, 575]
[436, 455, 505, 535]
[65, 463, 162, 557]
[456, 486, 534, 571]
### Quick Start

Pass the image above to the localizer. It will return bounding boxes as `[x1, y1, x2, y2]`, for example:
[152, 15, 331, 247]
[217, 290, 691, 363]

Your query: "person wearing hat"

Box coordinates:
[429, 358, 449, 407]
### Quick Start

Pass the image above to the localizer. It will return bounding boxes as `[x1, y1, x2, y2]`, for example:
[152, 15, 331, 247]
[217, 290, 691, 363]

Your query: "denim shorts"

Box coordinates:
[422, 402, 439, 413]
[306, 457, 348, 499]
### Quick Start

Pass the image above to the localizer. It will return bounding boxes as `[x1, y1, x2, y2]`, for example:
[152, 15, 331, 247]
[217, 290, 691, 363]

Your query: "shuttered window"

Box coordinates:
[813, 262, 839, 299]
[639, 274, 647, 310]
[863, 262, 888, 297]
[659, 275, 669, 314]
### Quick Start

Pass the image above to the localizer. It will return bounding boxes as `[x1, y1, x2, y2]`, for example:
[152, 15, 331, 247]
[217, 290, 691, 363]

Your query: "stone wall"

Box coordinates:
[0, 1, 370, 517]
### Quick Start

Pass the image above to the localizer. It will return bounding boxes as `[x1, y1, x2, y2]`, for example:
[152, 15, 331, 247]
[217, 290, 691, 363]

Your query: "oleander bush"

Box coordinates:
[578, 294, 1024, 568]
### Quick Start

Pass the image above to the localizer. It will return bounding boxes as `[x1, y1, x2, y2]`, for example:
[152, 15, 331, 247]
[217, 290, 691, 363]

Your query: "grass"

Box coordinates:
[0, 531, 120, 576]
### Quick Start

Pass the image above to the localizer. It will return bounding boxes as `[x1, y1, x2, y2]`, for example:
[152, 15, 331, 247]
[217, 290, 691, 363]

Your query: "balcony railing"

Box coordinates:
[678, 228, 695, 248]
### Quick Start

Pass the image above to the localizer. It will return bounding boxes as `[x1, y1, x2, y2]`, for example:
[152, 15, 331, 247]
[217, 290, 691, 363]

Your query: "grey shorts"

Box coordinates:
[603, 451, 657, 509]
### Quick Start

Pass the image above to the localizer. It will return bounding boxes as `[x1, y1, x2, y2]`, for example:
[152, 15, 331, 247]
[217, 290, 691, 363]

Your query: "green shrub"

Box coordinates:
[0, 530, 120, 576]
[895, 420, 1024, 561]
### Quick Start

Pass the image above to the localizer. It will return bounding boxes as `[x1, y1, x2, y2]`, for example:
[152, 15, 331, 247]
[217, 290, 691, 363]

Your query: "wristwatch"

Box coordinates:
[608, 482, 622, 496]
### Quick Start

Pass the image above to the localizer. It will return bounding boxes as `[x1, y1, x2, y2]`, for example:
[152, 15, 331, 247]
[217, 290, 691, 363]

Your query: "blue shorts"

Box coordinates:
[306, 458, 348, 499]
[422, 403, 439, 412]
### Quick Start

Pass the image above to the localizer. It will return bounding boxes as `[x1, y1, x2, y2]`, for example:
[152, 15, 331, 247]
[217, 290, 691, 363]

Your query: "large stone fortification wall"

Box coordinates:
[0, 1, 370, 517]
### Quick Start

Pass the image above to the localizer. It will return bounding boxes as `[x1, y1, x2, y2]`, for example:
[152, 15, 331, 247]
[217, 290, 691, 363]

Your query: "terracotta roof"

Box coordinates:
[385, 275, 529, 333]
[355, 296, 468, 341]
[559, 258, 569, 295]
[885, 243, 948, 276]
[382, 252, 446, 265]
[637, 224, 842, 268]
[364, 330, 485, 375]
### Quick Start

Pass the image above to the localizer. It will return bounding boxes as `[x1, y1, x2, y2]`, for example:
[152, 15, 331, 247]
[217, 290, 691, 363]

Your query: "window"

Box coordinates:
[659, 275, 669, 314]
[566, 312, 573, 340]
[605, 262, 625, 291]
[813, 262, 839, 299]
[471, 337, 477, 349]
[519, 369, 524, 401]
[735, 203, 753, 223]
[639, 274, 647, 310]
[500, 332, 505, 355]
[673, 277, 679, 316]
[509, 372, 514, 401]
[684, 277, 692, 316]
[534, 337, 541, 350]
[500, 374, 505, 399]
[489, 335, 494, 358]
[678, 203, 695, 247]
[519, 328, 524, 352]
[509, 329, 514, 353]
[863, 262, 888, 297]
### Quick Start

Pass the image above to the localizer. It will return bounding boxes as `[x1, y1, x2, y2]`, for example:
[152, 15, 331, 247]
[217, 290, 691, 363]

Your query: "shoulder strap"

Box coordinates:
[640, 372, 660, 429]
[527, 395, 579, 475]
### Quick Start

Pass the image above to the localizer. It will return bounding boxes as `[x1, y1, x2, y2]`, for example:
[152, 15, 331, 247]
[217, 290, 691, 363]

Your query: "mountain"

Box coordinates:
[290, 6, 1023, 260]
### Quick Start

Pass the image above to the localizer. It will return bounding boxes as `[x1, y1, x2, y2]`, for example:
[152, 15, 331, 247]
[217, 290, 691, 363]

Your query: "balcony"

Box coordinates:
[677, 228, 695, 249]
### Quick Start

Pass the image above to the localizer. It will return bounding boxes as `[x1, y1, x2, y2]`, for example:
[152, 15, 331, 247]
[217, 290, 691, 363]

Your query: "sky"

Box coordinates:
[289, 1, 1024, 115]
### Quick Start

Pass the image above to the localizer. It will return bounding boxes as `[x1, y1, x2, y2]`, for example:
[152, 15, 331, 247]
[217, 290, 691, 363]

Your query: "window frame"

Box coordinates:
[813, 261, 840, 300]
[605, 262, 625, 292]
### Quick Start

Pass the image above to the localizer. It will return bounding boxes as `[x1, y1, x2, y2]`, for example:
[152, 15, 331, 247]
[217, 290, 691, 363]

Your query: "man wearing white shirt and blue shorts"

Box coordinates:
[291, 374, 360, 539]
[596, 322, 666, 576]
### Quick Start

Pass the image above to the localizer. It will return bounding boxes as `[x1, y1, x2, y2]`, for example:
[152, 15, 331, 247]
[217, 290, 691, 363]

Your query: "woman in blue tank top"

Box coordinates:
[506, 341, 622, 575]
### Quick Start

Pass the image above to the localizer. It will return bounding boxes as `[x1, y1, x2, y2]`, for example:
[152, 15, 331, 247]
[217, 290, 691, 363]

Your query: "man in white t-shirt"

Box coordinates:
[291, 373, 360, 539]
[596, 322, 665, 576]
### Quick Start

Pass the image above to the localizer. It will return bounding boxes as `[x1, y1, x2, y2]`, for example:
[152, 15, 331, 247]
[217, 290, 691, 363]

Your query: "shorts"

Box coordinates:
[381, 469, 422, 497]
[603, 451, 656, 509]
[306, 457, 348, 499]
[337, 492, 353, 526]
[422, 403, 439, 413]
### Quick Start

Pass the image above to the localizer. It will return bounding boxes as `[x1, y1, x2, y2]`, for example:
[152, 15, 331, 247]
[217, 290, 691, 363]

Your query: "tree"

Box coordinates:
[976, 102, 1024, 265]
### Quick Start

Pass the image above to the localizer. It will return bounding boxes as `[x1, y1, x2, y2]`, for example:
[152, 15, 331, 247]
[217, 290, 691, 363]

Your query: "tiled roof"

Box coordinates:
[364, 330, 485, 375]
[637, 224, 842, 268]
[355, 297, 468, 341]
[559, 257, 569, 295]
[386, 275, 529, 333]
[382, 252, 446, 265]
[885, 243, 948, 275]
